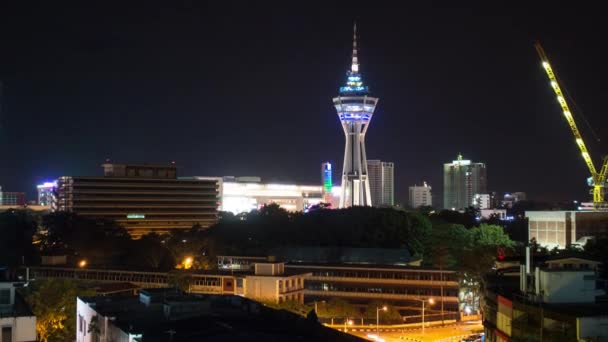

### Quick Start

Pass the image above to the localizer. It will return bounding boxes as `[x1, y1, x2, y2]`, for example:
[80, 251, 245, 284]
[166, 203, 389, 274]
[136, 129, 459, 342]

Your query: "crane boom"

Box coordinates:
[534, 42, 606, 204]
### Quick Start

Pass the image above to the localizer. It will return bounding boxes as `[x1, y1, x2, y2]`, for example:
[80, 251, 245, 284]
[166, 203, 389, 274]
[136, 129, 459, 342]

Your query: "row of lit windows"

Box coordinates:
[308, 283, 458, 297]
[310, 270, 457, 282]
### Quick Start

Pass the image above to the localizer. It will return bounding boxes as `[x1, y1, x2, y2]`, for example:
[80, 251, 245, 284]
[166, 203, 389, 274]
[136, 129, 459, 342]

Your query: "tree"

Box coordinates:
[21, 279, 95, 342]
[0, 210, 37, 270]
[124, 233, 174, 270]
[41, 212, 131, 266]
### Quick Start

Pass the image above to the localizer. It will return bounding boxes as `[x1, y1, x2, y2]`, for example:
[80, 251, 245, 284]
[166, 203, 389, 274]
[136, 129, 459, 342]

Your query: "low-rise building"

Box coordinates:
[0, 282, 36, 342]
[76, 289, 360, 342]
[217, 250, 459, 322]
[484, 254, 608, 342]
[480, 208, 507, 220]
[243, 261, 309, 304]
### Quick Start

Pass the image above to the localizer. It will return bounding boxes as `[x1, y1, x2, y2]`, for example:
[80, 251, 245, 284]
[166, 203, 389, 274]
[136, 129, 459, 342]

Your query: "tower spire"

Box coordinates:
[351, 22, 359, 73]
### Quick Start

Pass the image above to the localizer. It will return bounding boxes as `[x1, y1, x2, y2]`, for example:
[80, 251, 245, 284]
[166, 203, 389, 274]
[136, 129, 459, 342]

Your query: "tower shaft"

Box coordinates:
[333, 23, 378, 208]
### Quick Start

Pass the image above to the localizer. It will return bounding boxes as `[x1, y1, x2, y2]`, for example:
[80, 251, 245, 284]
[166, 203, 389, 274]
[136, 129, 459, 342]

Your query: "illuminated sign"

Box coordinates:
[127, 213, 145, 219]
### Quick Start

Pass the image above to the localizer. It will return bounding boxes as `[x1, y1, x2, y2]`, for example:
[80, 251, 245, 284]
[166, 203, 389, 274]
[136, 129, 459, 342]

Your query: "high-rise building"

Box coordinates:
[443, 154, 487, 210]
[333, 24, 378, 208]
[0, 186, 26, 206]
[409, 182, 432, 208]
[37, 182, 56, 207]
[367, 160, 394, 207]
[54, 163, 219, 237]
[321, 162, 333, 204]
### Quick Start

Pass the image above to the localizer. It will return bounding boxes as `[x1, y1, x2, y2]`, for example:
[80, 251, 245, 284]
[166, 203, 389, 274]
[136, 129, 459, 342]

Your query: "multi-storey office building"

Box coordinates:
[54, 163, 218, 237]
[367, 160, 394, 207]
[443, 154, 487, 210]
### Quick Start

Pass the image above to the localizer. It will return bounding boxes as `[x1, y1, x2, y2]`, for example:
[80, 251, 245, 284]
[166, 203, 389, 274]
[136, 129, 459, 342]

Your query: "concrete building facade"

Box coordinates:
[367, 160, 394, 207]
[443, 154, 486, 210]
[409, 183, 432, 208]
[0, 282, 36, 342]
[54, 163, 219, 237]
[526, 210, 608, 249]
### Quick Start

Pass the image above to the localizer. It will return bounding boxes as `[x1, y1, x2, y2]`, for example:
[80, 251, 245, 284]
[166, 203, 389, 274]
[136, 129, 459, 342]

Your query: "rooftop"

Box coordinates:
[80, 290, 364, 341]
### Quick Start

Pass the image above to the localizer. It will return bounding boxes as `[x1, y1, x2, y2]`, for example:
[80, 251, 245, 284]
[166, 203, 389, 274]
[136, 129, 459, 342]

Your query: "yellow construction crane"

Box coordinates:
[535, 42, 608, 207]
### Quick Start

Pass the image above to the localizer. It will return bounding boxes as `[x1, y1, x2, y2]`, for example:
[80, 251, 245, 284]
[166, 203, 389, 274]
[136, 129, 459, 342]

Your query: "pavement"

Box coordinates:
[344, 321, 483, 342]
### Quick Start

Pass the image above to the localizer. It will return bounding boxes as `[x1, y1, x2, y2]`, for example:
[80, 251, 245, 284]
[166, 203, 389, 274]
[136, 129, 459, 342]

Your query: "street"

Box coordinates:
[344, 321, 483, 342]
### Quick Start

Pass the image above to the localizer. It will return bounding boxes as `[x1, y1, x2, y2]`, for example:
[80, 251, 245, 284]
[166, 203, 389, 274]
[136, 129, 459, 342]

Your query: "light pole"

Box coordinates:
[376, 306, 387, 336]
[414, 298, 434, 334]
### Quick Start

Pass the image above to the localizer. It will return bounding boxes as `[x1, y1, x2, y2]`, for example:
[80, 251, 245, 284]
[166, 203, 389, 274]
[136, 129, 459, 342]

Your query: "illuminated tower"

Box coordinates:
[333, 24, 378, 208]
[321, 162, 333, 203]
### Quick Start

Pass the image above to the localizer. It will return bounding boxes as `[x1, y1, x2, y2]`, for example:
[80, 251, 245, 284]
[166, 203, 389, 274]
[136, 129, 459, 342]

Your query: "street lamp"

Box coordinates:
[376, 305, 387, 336]
[78, 259, 87, 268]
[183, 256, 193, 270]
[344, 319, 353, 333]
[414, 298, 434, 334]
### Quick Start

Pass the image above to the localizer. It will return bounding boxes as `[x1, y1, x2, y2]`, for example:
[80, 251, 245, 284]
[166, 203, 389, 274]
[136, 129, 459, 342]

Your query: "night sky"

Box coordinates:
[1, 2, 607, 204]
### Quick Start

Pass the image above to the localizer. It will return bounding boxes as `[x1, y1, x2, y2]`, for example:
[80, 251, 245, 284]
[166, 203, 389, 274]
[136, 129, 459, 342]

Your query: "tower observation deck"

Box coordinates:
[333, 24, 378, 208]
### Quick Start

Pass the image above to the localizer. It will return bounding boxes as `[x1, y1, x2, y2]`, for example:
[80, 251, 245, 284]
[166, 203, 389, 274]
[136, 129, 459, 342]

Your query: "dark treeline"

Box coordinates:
[2, 203, 606, 278]
[212, 205, 431, 257]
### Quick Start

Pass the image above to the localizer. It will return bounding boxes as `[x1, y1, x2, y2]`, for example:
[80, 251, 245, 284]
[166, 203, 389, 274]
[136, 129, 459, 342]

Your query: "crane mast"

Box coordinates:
[534, 42, 608, 206]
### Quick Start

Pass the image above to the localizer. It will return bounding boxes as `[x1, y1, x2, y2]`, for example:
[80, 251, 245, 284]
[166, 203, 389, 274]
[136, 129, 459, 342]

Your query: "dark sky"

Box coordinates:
[1, 1, 607, 204]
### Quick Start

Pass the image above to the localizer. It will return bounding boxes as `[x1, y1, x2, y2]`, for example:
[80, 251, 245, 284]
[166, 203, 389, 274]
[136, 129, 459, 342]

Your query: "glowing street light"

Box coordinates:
[78, 259, 87, 268]
[376, 305, 387, 336]
[344, 319, 353, 333]
[183, 257, 193, 270]
[416, 298, 434, 334]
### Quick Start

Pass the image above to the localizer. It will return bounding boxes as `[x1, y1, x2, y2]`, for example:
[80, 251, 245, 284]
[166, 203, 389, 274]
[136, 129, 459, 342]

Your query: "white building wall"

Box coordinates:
[367, 160, 394, 207]
[409, 185, 432, 208]
[0, 316, 36, 342]
[539, 270, 604, 304]
[578, 316, 608, 340]
[244, 277, 278, 303]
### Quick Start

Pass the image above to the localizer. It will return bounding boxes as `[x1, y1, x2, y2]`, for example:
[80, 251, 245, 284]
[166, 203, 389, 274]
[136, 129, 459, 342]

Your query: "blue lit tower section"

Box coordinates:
[333, 24, 378, 207]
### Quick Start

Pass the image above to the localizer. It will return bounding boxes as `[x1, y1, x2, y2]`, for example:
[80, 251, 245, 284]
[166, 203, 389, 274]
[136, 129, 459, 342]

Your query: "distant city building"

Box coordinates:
[37, 182, 56, 206]
[367, 160, 394, 207]
[0, 281, 37, 342]
[321, 162, 333, 204]
[473, 193, 491, 209]
[526, 211, 608, 249]
[443, 154, 487, 210]
[198, 176, 341, 214]
[409, 182, 432, 208]
[0, 186, 26, 206]
[480, 208, 507, 220]
[502, 192, 527, 208]
[334, 24, 378, 208]
[54, 163, 219, 237]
